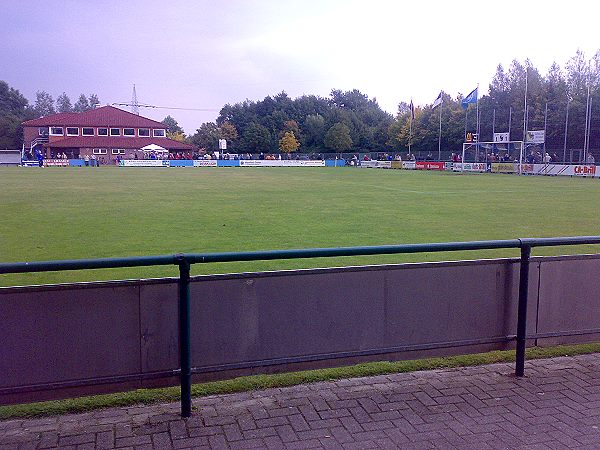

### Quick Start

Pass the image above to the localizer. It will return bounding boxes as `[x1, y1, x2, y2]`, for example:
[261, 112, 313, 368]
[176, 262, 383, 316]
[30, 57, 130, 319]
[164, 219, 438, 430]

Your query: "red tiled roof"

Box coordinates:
[23, 106, 167, 128]
[44, 136, 194, 151]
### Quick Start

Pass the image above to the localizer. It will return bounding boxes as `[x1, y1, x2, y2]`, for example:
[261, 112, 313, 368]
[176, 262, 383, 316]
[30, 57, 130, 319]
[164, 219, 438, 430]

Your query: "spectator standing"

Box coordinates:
[36, 150, 44, 167]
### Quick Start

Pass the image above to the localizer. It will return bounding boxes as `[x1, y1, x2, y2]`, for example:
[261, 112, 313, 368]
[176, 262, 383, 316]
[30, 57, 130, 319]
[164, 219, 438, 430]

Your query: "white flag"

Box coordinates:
[432, 91, 443, 109]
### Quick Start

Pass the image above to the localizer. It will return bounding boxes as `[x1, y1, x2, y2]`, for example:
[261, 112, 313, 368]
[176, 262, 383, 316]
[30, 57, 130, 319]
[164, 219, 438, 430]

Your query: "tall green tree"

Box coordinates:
[324, 122, 352, 152]
[161, 115, 184, 134]
[303, 114, 326, 150]
[191, 122, 219, 150]
[56, 92, 72, 113]
[88, 94, 100, 109]
[0, 80, 33, 148]
[33, 91, 55, 117]
[73, 94, 90, 113]
[243, 122, 271, 152]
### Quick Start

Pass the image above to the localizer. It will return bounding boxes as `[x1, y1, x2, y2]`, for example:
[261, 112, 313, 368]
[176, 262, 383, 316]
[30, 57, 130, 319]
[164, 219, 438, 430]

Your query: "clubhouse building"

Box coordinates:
[22, 106, 194, 162]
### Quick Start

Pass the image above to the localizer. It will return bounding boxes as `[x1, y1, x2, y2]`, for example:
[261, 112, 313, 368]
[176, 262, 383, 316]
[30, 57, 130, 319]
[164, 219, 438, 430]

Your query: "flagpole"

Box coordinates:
[583, 78, 591, 162]
[543, 102, 548, 155]
[563, 94, 570, 163]
[521, 69, 528, 175]
[409, 99, 413, 157]
[586, 97, 593, 161]
[490, 109, 495, 162]
[438, 96, 442, 162]
[476, 83, 480, 161]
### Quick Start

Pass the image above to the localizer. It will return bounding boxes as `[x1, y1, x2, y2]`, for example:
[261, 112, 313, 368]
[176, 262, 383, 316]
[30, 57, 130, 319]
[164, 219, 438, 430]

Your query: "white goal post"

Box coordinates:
[461, 141, 524, 173]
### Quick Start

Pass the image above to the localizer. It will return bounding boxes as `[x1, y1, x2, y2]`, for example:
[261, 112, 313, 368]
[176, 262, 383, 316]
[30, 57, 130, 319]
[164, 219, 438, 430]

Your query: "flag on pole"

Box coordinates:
[409, 99, 415, 119]
[461, 87, 478, 109]
[432, 91, 443, 109]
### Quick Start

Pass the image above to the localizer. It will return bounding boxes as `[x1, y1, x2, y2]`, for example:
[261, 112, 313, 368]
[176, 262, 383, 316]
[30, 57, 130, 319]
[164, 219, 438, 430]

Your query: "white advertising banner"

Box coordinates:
[193, 160, 218, 167]
[526, 130, 545, 144]
[570, 165, 597, 177]
[402, 161, 416, 170]
[507, 164, 599, 177]
[120, 159, 169, 167]
[43, 159, 69, 167]
[493, 132, 510, 143]
[452, 163, 487, 172]
[358, 160, 392, 169]
[239, 160, 325, 167]
[529, 164, 597, 177]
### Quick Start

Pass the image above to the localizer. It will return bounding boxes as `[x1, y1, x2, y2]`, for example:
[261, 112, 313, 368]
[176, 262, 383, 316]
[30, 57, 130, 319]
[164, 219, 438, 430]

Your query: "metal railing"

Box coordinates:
[2, 236, 600, 417]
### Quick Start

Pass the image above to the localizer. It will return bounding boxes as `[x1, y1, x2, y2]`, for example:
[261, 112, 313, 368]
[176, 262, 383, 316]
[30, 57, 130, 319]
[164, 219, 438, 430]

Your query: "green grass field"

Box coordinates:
[1, 166, 600, 286]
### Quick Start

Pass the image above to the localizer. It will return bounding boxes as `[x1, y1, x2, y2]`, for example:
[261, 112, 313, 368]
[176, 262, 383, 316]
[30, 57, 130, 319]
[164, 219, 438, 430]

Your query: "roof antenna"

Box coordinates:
[131, 84, 140, 115]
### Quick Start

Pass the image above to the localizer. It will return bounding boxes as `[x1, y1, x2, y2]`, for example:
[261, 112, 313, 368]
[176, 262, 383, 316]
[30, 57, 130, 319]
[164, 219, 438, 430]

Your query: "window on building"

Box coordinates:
[123, 128, 135, 136]
[110, 128, 120, 136]
[50, 127, 64, 136]
[38, 127, 49, 136]
[111, 149, 126, 154]
[66, 127, 79, 136]
[98, 128, 108, 136]
[82, 128, 94, 136]
[138, 128, 150, 137]
[153, 129, 166, 137]
[93, 148, 108, 155]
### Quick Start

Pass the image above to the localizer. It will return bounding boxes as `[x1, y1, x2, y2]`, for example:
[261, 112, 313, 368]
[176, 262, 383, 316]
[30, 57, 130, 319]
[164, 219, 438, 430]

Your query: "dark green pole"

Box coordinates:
[177, 259, 192, 417]
[515, 244, 531, 376]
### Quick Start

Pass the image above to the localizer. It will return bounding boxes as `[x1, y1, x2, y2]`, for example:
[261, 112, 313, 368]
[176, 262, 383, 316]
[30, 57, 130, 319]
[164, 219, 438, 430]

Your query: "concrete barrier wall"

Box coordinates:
[1, 255, 598, 404]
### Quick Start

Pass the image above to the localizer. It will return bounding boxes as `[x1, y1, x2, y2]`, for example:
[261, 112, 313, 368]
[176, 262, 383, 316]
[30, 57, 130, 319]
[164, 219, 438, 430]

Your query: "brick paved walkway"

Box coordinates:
[3, 354, 600, 449]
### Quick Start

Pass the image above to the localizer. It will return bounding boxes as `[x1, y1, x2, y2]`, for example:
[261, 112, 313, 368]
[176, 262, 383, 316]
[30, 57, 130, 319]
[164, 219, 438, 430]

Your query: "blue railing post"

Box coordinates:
[515, 244, 531, 376]
[177, 257, 192, 417]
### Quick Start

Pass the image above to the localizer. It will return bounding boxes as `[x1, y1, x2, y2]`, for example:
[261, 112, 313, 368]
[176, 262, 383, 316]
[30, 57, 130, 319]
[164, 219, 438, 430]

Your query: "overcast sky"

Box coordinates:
[2, 0, 598, 133]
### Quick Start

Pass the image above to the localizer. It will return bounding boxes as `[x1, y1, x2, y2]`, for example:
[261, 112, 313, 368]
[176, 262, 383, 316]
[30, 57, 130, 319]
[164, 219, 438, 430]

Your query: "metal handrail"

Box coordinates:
[3, 235, 600, 417]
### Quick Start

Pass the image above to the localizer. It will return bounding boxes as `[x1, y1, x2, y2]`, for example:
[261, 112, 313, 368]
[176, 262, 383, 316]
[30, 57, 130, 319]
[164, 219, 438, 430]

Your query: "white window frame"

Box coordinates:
[110, 128, 121, 136]
[93, 148, 107, 155]
[111, 149, 126, 154]
[38, 127, 49, 136]
[153, 129, 166, 137]
[138, 128, 150, 137]
[49, 127, 64, 136]
[123, 128, 135, 137]
[66, 127, 79, 136]
[82, 127, 94, 136]
[98, 128, 108, 136]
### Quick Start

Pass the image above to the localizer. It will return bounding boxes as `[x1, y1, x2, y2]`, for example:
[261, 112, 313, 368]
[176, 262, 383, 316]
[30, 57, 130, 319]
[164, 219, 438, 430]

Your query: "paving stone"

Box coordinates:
[6, 353, 600, 449]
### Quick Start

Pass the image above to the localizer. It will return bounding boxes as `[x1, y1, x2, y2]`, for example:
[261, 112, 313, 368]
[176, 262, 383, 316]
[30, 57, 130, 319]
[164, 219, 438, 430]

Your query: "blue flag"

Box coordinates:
[461, 87, 478, 109]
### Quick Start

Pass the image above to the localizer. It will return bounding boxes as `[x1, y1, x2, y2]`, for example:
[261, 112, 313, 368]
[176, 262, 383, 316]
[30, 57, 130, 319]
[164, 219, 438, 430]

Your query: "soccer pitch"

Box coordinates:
[1, 167, 600, 286]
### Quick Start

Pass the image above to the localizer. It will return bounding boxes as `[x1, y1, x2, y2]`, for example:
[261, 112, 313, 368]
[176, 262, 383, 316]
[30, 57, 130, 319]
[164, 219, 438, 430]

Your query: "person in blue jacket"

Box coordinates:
[36, 150, 44, 167]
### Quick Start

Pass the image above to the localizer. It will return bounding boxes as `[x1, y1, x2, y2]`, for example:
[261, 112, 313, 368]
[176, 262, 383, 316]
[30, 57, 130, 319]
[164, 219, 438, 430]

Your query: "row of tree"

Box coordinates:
[2, 48, 599, 153]
[390, 50, 600, 155]
[187, 89, 393, 154]
[32, 91, 100, 117]
[184, 49, 600, 155]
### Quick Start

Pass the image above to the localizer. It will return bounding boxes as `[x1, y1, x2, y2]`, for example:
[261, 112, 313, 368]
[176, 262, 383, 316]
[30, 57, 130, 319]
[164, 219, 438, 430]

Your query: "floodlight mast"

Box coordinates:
[131, 84, 139, 116]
